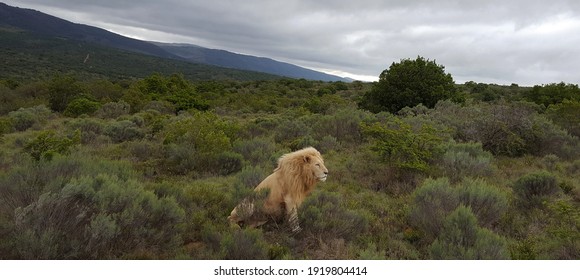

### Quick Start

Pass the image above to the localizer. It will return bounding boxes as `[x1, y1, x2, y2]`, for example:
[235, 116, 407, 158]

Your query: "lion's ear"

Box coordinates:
[303, 155, 311, 163]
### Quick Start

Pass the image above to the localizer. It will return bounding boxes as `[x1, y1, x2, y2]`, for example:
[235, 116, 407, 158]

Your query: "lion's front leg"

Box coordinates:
[287, 207, 302, 233]
[284, 197, 302, 233]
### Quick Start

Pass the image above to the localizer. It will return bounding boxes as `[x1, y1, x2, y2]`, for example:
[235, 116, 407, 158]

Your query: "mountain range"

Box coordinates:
[0, 2, 349, 82]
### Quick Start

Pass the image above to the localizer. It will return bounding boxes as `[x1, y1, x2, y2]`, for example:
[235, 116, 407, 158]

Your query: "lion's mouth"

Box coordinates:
[318, 175, 327, 182]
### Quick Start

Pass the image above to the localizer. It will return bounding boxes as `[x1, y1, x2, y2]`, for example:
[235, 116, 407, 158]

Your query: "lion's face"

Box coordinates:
[307, 155, 328, 182]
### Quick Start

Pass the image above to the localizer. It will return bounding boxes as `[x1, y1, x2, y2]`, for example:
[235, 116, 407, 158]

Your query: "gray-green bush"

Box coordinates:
[220, 228, 268, 260]
[95, 101, 131, 119]
[104, 120, 144, 143]
[8, 105, 52, 131]
[440, 142, 494, 182]
[513, 171, 559, 208]
[11, 174, 185, 259]
[67, 118, 106, 144]
[429, 206, 508, 259]
[409, 178, 458, 239]
[300, 192, 369, 241]
[458, 178, 508, 228]
[430, 101, 577, 158]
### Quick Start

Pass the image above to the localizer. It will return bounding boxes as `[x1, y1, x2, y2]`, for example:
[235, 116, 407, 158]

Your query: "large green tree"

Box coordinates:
[360, 56, 460, 113]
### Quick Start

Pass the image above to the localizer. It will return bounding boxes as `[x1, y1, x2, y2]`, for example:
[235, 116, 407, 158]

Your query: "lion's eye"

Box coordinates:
[315, 163, 320, 167]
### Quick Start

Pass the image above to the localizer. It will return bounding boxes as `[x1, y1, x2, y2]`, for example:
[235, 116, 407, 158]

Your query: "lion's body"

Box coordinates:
[228, 147, 328, 232]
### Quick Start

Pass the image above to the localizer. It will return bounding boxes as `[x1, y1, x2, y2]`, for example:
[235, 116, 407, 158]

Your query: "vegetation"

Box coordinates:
[0, 58, 578, 260]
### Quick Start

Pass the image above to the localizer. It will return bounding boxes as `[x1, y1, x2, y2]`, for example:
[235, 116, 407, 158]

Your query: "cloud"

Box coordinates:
[5, 0, 580, 85]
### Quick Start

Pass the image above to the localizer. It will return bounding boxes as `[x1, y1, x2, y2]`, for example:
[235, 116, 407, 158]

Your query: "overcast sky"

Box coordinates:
[4, 0, 580, 85]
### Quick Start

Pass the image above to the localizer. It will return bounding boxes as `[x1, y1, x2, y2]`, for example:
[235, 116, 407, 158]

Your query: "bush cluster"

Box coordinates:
[430, 101, 577, 158]
[24, 130, 80, 161]
[64, 97, 101, 117]
[512, 171, 559, 208]
[161, 111, 242, 176]
[7, 105, 52, 131]
[299, 192, 369, 241]
[409, 177, 508, 239]
[362, 116, 444, 173]
[429, 206, 509, 259]
[439, 142, 494, 182]
[12, 174, 185, 259]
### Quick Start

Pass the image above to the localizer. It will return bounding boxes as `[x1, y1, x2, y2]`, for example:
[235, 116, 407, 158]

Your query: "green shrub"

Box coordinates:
[24, 130, 80, 161]
[85, 79, 124, 102]
[235, 166, 267, 190]
[458, 178, 508, 228]
[164, 88, 209, 112]
[162, 112, 240, 176]
[409, 178, 458, 239]
[212, 151, 244, 176]
[64, 97, 101, 117]
[177, 180, 237, 245]
[528, 115, 579, 159]
[47, 75, 84, 112]
[0, 117, 13, 135]
[362, 116, 443, 173]
[440, 142, 494, 181]
[513, 171, 559, 208]
[540, 200, 580, 259]
[67, 118, 106, 144]
[310, 108, 370, 145]
[546, 99, 580, 137]
[429, 206, 508, 259]
[0, 154, 136, 219]
[163, 144, 199, 175]
[300, 192, 368, 241]
[163, 112, 235, 152]
[10, 174, 184, 259]
[510, 238, 538, 260]
[142, 101, 175, 115]
[317, 135, 340, 153]
[233, 138, 277, 166]
[274, 118, 310, 144]
[95, 101, 131, 119]
[8, 105, 52, 131]
[357, 243, 385, 260]
[104, 120, 144, 143]
[164, 146, 243, 177]
[239, 116, 281, 138]
[430, 101, 577, 158]
[220, 228, 268, 260]
[289, 135, 318, 151]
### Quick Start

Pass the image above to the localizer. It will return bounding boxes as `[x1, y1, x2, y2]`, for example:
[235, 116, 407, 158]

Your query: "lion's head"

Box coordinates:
[276, 147, 328, 188]
[304, 151, 328, 182]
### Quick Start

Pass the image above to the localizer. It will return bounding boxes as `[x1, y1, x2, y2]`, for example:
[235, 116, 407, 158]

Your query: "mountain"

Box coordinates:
[0, 29, 280, 81]
[154, 43, 350, 82]
[0, 2, 178, 59]
[0, 2, 349, 82]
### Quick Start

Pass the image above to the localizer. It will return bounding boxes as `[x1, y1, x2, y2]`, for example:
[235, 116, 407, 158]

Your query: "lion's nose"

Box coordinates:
[324, 171, 328, 175]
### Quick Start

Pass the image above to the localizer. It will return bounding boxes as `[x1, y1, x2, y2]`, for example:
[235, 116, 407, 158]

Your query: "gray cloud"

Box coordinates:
[5, 0, 580, 84]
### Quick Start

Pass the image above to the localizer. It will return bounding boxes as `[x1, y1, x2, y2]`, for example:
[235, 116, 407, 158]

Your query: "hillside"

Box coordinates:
[0, 29, 280, 81]
[0, 2, 177, 59]
[155, 43, 351, 82]
[0, 2, 348, 81]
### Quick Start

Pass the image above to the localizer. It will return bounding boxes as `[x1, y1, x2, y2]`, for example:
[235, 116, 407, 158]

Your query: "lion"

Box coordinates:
[228, 147, 328, 233]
